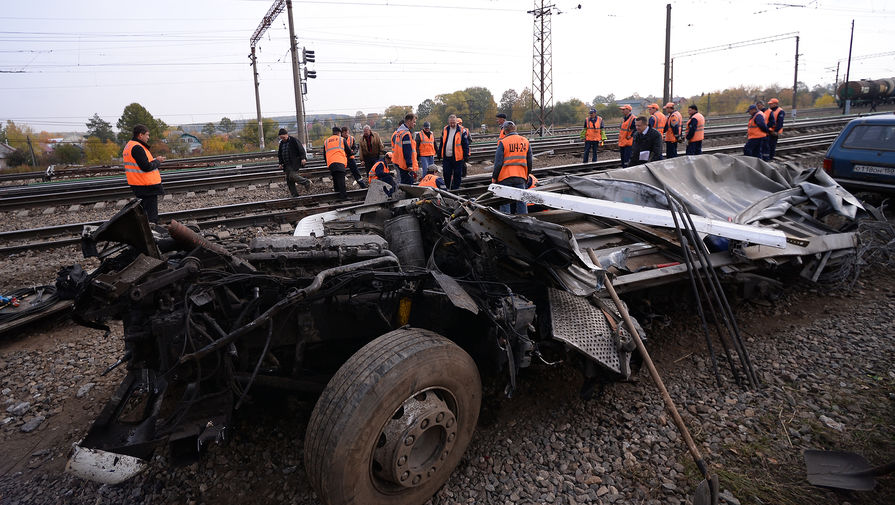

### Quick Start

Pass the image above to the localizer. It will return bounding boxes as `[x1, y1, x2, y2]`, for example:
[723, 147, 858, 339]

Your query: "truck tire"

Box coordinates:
[304, 328, 481, 505]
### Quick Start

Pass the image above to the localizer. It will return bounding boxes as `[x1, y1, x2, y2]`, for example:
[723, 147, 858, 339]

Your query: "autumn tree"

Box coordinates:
[116, 103, 168, 144]
[383, 105, 414, 129]
[86, 114, 115, 143]
[84, 136, 120, 165]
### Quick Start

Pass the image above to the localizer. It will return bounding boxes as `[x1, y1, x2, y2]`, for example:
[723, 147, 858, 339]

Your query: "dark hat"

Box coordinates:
[589, 108, 597, 113]
[747, 104, 758, 111]
[423, 121, 431, 128]
[278, 128, 288, 135]
[496, 113, 507, 119]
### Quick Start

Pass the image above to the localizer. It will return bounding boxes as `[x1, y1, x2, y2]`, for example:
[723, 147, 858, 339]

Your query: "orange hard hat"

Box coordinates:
[648, 103, 660, 110]
[664, 102, 675, 109]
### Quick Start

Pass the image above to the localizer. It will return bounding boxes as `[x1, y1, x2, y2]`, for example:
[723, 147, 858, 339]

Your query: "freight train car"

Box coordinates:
[836, 77, 895, 106]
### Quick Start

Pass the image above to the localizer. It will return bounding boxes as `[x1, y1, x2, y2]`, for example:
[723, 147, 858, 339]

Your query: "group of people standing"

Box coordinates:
[591, 102, 706, 168]
[744, 98, 785, 161]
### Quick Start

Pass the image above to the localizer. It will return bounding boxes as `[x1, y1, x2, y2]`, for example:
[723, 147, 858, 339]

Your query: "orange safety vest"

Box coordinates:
[650, 111, 666, 134]
[344, 135, 356, 159]
[324, 135, 348, 166]
[498, 129, 507, 140]
[747, 114, 768, 139]
[419, 173, 439, 188]
[769, 108, 783, 133]
[762, 109, 771, 124]
[688, 113, 705, 142]
[122, 140, 161, 186]
[497, 134, 530, 182]
[664, 111, 683, 142]
[391, 128, 419, 171]
[417, 130, 436, 156]
[618, 114, 636, 147]
[440, 126, 465, 160]
[368, 160, 390, 184]
[585, 117, 603, 141]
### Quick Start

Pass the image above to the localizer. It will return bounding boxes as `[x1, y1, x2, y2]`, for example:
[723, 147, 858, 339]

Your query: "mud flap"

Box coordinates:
[547, 288, 635, 378]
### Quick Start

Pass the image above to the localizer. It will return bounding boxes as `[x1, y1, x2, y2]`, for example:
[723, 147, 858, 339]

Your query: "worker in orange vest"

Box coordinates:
[663, 102, 683, 158]
[340, 126, 367, 189]
[685, 105, 705, 155]
[418, 164, 447, 190]
[766, 98, 785, 160]
[440, 114, 470, 190]
[744, 104, 769, 160]
[324, 126, 350, 199]
[582, 108, 603, 163]
[618, 104, 636, 167]
[496, 113, 508, 140]
[415, 121, 437, 172]
[491, 121, 533, 215]
[122, 124, 166, 224]
[647, 103, 666, 143]
[391, 113, 419, 185]
[368, 152, 397, 197]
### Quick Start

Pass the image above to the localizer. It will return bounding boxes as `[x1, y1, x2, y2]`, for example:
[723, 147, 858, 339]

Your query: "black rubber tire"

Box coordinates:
[304, 328, 481, 505]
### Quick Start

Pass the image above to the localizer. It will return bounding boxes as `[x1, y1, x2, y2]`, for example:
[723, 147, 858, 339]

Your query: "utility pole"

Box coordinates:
[669, 58, 674, 103]
[249, 0, 287, 149]
[528, 1, 554, 137]
[835, 61, 840, 87]
[792, 35, 799, 117]
[663, 4, 671, 105]
[249, 47, 265, 149]
[843, 19, 854, 115]
[26, 136, 37, 167]
[285, 0, 307, 145]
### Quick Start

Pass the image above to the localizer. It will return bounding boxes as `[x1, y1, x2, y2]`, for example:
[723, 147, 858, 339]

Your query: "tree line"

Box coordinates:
[0, 82, 840, 170]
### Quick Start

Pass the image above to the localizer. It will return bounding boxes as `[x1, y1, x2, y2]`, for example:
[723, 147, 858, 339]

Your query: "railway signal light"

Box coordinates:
[303, 48, 315, 63]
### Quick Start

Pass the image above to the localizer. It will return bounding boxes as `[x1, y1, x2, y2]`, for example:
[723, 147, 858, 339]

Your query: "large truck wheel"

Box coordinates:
[304, 328, 482, 505]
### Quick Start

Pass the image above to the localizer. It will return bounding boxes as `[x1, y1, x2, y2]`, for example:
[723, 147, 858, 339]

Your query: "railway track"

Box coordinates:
[0, 133, 836, 255]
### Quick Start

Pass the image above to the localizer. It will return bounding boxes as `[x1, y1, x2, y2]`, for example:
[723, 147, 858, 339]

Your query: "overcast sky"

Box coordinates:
[1, 0, 892, 132]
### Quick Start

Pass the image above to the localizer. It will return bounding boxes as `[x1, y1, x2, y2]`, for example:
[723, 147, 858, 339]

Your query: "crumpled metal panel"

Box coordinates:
[547, 288, 630, 376]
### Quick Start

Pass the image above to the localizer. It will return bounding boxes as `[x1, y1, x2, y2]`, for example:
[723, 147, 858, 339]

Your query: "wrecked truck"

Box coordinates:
[66, 154, 869, 505]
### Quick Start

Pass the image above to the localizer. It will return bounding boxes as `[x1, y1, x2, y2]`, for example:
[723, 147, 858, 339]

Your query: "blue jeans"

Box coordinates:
[743, 138, 766, 159]
[619, 146, 632, 167]
[583, 140, 599, 163]
[420, 155, 434, 172]
[498, 179, 528, 215]
[685, 141, 702, 155]
[767, 134, 778, 160]
[443, 157, 465, 190]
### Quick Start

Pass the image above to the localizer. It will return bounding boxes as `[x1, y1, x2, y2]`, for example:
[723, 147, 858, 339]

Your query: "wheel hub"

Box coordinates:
[372, 389, 457, 489]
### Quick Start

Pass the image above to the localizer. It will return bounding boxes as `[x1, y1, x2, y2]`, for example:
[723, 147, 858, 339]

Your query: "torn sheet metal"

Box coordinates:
[488, 183, 788, 248]
[548, 288, 632, 378]
[431, 271, 479, 314]
[66, 444, 148, 485]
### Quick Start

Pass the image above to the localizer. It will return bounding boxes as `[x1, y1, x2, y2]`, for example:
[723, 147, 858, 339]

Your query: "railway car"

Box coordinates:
[836, 77, 895, 106]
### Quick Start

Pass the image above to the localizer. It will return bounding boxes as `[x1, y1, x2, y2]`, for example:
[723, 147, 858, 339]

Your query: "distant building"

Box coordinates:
[0, 142, 15, 170]
[616, 100, 644, 115]
[180, 133, 202, 153]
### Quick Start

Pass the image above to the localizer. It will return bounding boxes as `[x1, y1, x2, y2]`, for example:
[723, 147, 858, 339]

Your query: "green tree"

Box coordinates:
[383, 105, 414, 129]
[116, 103, 168, 144]
[202, 122, 217, 136]
[0, 123, 6, 144]
[53, 143, 83, 164]
[417, 99, 435, 120]
[553, 98, 589, 126]
[462, 86, 497, 130]
[7, 148, 29, 167]
[238, 117, 280, 148]
[218, 117, 236, 133]
[86, 114, 115, 143]
[84, 136, 120, 165]
[498, 89, 518, 120]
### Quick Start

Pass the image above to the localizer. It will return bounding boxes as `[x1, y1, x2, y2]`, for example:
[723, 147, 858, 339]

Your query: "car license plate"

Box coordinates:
[853, 164, 895, 176]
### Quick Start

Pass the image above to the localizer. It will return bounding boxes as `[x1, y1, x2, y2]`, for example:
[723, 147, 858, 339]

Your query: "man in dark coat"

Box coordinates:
[277, 128, 311, 197]
[630, 117, 663, 165]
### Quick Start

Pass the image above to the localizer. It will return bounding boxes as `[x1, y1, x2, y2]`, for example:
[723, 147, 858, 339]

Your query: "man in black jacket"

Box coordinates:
[277, 128, 311, 197]
[630, 117, 663, 165]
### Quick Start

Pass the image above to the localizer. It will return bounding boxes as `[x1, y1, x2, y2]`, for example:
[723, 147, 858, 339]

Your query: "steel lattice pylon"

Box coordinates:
[529, 0, 554, 137]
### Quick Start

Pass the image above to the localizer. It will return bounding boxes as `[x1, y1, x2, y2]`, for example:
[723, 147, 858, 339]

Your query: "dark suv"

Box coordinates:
[823, 114, 895, 192]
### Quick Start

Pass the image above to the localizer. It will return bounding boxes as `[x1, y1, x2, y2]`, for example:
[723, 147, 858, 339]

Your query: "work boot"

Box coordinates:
[302, 179, 311, 189]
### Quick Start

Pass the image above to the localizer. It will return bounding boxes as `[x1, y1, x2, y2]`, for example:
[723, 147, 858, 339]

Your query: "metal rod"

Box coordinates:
[843, 20, 854, 114]
[792, 35, 800, 117]
[663, 3, 672, 106]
